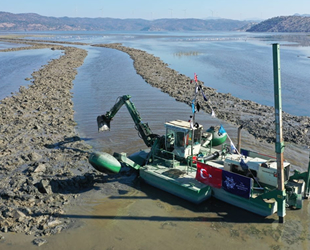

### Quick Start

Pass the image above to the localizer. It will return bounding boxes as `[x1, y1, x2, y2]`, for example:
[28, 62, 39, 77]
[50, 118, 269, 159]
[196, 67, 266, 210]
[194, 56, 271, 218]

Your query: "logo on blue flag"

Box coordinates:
[222, 170, 252, 199]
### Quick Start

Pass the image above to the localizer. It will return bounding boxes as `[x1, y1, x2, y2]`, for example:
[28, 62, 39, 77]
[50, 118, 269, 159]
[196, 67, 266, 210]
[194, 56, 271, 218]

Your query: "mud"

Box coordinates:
[0, 37, 309, 248]
[94, 43, 310, 147]
[0, 42, 98, 242]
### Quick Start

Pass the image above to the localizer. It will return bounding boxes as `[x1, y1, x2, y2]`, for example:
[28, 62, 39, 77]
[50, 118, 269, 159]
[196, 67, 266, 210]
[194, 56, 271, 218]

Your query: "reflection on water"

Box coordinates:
[16, 31, 310, 116]
[173, 51, 203, 57]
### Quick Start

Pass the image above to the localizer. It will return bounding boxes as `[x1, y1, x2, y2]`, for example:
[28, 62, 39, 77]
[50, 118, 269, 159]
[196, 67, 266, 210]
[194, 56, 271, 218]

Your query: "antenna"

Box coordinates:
[210, 9, 214, 18]
[169, 9, 173, 18]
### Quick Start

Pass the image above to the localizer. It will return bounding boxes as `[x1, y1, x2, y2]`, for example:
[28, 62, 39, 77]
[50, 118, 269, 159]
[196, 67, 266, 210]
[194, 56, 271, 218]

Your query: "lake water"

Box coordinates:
[22, 31, 310, 117]
[1, 32, 310, 250]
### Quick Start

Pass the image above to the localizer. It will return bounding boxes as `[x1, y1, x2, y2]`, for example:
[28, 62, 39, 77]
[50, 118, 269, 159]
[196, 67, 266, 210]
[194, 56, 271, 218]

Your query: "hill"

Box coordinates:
[247, 15, 310, 32]
[0, 11, 252, 31]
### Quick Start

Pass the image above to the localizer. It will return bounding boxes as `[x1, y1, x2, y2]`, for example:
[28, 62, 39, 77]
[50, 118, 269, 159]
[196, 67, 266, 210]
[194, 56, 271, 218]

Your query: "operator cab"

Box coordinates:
[165, 120, 203, 159]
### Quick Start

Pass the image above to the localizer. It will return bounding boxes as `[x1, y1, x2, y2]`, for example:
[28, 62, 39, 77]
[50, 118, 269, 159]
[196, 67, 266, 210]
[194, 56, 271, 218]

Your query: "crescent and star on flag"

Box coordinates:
[200, 168, 212, 179]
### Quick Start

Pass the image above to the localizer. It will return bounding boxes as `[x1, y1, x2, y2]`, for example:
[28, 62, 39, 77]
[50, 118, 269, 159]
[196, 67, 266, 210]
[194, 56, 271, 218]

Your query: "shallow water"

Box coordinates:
[2, 177, 310, 250]
[1, 33, 310, 250]
[0, 48, 63, 100]
[72, 45, 223, 155]
[26, 31, 310, 116]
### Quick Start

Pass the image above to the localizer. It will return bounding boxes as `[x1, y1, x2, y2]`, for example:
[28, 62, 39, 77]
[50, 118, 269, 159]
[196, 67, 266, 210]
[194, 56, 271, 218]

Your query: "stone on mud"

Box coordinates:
[33, 238, 47, 246]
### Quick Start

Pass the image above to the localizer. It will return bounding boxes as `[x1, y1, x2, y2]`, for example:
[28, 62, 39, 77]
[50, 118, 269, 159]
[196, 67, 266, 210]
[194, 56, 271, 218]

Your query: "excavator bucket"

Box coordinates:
[97, 115, 111, 132]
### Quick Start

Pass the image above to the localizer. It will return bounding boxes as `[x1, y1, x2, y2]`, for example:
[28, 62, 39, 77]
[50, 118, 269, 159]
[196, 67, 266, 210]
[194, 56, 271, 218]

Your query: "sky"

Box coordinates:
[2, 0, 310, 21]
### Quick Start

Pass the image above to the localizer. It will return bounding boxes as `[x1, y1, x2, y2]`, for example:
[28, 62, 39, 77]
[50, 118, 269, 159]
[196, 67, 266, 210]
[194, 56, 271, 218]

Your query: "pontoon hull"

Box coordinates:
[139, 165, 212, 204]
[212, 188, 277, 217]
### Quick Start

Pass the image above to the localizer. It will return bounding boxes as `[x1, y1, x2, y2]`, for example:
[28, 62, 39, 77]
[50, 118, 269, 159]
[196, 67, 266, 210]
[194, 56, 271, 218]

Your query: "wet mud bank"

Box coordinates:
[0, 43, 99, 243]
[0, 40, 137, 246]
[95, 43, 310, 147]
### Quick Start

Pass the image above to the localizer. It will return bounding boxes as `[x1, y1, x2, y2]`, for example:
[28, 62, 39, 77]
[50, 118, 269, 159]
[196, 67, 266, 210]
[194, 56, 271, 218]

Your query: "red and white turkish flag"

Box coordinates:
[195, 162, 222, 188]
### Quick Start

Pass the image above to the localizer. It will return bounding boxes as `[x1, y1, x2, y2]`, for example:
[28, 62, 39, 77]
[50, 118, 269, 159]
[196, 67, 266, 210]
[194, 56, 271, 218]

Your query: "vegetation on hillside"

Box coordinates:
[247, 16, 310, 32]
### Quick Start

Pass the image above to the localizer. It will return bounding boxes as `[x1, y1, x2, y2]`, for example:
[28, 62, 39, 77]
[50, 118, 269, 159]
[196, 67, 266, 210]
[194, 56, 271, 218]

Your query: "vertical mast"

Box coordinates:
[272, 43, 286, 223]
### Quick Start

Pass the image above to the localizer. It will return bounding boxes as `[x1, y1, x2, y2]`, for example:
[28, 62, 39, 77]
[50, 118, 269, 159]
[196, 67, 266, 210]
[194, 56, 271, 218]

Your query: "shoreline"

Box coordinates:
[0, 38, 309, 246]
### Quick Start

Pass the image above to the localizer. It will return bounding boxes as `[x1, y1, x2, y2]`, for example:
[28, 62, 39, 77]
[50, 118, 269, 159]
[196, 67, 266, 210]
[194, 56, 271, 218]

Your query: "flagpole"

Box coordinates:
[191, 75, 198, 170]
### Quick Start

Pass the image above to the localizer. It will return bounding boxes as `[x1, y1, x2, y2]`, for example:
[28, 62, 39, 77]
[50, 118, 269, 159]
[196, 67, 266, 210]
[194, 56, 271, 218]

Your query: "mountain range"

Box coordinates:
[0, 12, 253, 31]
[1, 12, 310, 32]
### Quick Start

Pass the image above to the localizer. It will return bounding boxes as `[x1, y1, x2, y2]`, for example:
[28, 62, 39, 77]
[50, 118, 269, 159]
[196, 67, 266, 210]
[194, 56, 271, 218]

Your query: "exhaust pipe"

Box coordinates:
[203, 151, 220, 161]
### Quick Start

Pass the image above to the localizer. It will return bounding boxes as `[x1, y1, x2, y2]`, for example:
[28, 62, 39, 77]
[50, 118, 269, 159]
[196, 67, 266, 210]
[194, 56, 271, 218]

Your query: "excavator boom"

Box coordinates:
[97, 95, 159, 147]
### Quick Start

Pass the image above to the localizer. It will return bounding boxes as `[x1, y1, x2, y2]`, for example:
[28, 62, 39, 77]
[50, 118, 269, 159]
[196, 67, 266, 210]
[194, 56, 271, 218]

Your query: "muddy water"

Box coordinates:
[55, 188, 310, 250]
[2, 45, 310, 249]
[3, 180, 309, 250]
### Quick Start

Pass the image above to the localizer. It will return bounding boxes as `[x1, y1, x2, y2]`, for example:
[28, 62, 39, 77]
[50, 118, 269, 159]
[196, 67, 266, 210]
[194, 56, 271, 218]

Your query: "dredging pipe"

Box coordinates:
[273, 43, 286, 223]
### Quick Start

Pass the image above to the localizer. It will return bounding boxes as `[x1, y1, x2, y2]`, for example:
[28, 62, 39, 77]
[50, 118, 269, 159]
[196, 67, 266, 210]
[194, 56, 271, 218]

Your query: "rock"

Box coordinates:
[12, 210, 26, 220]
[1, 226, 8, 233]
[0, 215, 5, 222]
[33, 238, 47, 246]
[28, 152, 42, 162]
[38, 179, 52, 194]
[33, 163, 46, 173]
[47, 219, 62, 228]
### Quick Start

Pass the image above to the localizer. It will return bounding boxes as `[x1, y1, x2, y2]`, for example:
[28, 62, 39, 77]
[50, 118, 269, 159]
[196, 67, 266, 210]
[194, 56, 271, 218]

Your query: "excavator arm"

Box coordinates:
[97, 95, 159, 147]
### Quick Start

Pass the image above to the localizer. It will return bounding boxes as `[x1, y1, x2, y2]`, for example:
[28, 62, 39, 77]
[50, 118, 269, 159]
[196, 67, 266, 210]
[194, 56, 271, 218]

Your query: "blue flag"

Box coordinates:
[240, 158, 249, 170]
[230, 141, 237, 154]
[218, 125, 226, 135]
[201, 89, 208, 102]
[191, 100, 195, 114]
[222, 170, 252, 199]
